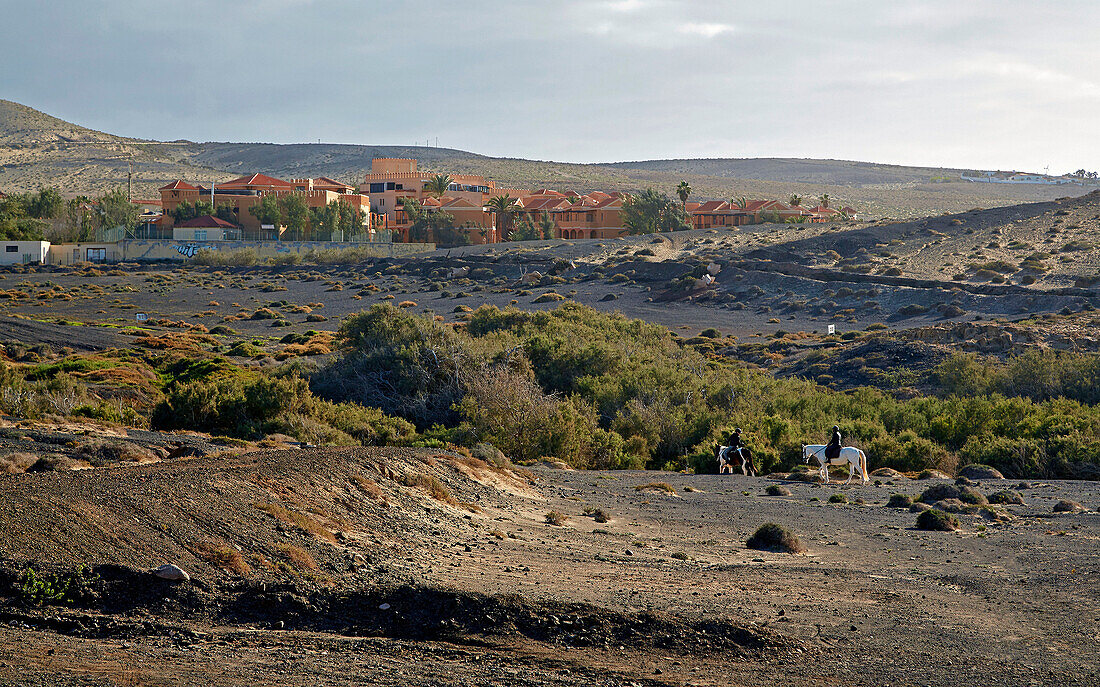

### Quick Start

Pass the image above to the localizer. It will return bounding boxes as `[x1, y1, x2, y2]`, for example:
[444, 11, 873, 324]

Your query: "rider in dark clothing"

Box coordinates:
[825, 425, 842, 459]
[729, 428, 745, 450]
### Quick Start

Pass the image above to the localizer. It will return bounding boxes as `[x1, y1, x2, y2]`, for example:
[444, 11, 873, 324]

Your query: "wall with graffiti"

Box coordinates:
[48, 240, 434, 265]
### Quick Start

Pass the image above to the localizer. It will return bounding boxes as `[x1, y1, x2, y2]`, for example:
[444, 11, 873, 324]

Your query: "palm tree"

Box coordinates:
[676, 180, 692, 210]
[788, 194, 802, 207]
[424, 174, 454, 199]
[818, 193, 830, 209]
[732, 196, 747, 210]
[485, 194, 518, 240]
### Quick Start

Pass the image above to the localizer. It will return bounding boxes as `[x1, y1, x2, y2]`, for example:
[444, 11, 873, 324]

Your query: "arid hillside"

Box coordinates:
[0, 100, 1092, 218]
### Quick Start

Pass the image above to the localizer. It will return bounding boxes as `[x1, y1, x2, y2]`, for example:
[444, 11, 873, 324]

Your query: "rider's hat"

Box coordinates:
[734, 428, 741, 433]
[833, 425, 839, 431]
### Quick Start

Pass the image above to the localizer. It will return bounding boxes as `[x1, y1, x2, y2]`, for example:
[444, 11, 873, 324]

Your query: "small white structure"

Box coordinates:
[0, 241, 49, 265]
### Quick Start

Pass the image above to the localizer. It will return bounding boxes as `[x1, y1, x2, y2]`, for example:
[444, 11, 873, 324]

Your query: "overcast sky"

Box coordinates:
[2, 0, 1098, 172]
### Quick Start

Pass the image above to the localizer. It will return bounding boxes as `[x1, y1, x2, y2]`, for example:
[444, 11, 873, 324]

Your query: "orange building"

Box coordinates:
[158, 174, 383, 240]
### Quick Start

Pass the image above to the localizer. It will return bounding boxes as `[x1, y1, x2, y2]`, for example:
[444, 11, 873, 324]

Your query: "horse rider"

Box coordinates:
[729, 428, 745, 456]
[825, 424, 842, 460]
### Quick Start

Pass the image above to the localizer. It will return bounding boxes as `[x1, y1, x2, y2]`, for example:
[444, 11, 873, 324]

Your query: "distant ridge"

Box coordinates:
[0, 99, 132, 145]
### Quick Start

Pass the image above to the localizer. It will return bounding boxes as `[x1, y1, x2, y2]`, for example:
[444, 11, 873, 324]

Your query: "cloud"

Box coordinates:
[675, 22, 734, 38]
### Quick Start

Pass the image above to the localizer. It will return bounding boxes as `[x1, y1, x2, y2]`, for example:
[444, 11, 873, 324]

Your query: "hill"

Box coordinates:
[0, 99, 1093, 218]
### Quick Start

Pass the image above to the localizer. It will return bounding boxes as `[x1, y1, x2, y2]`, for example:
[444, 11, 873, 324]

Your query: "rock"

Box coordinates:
[152, 564, 189, 582]
[957, 464, 1004, 480]
[379, 603, 391, 610]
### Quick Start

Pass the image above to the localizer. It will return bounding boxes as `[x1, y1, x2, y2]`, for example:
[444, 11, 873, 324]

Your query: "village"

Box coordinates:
[0, 157, 860, 265]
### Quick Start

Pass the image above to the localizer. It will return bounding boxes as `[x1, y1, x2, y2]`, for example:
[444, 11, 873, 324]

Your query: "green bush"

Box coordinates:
[916, 509, 959, 531]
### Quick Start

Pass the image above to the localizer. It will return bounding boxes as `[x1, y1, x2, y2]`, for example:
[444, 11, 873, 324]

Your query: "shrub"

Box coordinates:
[192, 541, 252, 576]
[886, 494, 913, 508]
[1053, 500, 1084, 513]
[545, 511, 568, 526]
[746, 523, 805, 553]
[765, 485, 791, 496]
[987, 490, 1023, 505]
[916, 509, 959, 531]
[957, 486, 988, 505]
[918, 484, 961, 504]
[828, 493, 847, 504]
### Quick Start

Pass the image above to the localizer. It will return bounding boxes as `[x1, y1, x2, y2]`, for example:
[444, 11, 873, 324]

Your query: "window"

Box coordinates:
[86, 248, 106, 263]
[386, 182, 395, 190]
[395, 184, 403, 190]
[369, 183, 384, 193]
[5, 245, 17, 253]
[195, 230, 207, 240]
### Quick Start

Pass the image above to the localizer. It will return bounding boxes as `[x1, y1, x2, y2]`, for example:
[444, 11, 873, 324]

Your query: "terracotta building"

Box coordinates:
[158, 174, 383, 240]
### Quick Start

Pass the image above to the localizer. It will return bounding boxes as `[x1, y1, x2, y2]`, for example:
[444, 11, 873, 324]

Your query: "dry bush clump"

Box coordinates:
[192, 541, 252, 576]
[545, 511, 568, 526]
[916, 509, 959, 531]
[746, 523, 805, 554]
[0, 452, 38, 473]
[276, 544, 320, 572]
[1053, 500, 1086, 513]
[765, 485, 791, 496]
[987, 490, 1024, 505]
[352, 475, 389, 504]
[75, 440, 156, 465]
[918, 483, 961, 503]
[582, 506, 611, 523]
[886, 494, 914, 508]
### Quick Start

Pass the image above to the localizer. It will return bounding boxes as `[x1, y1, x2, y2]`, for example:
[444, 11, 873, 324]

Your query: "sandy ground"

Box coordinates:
[0, 448, 1095, 686]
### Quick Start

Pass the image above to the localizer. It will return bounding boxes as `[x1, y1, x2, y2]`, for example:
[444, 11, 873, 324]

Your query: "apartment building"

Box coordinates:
[158, 174, 382, 239]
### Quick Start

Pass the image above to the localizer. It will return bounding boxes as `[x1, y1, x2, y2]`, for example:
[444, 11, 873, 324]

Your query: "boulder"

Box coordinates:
[1053, 500, 1086, 513]
[958, 464, 1004, 480]
[152, 564, 189, 582]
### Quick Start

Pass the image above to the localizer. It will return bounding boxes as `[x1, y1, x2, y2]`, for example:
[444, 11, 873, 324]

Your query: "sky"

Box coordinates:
[2, 0, 1098, 173]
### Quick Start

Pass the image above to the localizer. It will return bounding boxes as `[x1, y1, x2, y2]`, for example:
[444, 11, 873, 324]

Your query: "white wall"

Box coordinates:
[0, 241, 49, 265]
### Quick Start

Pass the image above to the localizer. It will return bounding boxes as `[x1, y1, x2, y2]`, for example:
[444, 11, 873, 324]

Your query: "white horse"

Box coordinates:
[802, 444, 869, 484]
[716, 445, 757, 476]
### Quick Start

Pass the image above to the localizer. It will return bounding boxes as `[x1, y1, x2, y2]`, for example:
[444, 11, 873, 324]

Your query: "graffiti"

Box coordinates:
[175, 243, 207, 258]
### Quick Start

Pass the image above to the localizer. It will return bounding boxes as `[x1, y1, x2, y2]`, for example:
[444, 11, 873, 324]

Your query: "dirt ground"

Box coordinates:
[0, 447, 1096, 686]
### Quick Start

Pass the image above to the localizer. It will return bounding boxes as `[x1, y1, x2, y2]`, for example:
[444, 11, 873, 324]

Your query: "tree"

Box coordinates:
[732, 196, 747, 210]
[279, 194, 311, 241]
[424, 174, 454, 199]
[818, 193, 830, 209]
[621, 188, 689, 235]
[788, 194, 802, 207]
[97, 187, 140, 232]
[336, 200, 365, 237]
[215, 203, 237, 224]
[171, 200, 214, 223]
[401, 198, 457, 243]
[28, 187, 63, 219]
[537, 211, 556, 239]
[676, 180, 692, 210]
[249, 194, 282, 238]
[485, 194, 519, 240]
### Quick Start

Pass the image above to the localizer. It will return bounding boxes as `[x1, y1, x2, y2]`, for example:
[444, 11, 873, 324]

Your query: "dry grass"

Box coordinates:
[192, 541, 252, 576]
[0, 452, 38, 474]
[545, 511, 568, 526]
[635, 482, 676, 494]
[352, 474, 389, 504]
[252, 502, 336, 543]
[276, 543, 320, 572]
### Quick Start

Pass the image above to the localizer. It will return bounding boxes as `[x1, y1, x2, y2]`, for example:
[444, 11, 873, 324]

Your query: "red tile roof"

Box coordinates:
[159, 180, 198, 191]
[215, 173, 294, 189]
[175, 215, 237, 229]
